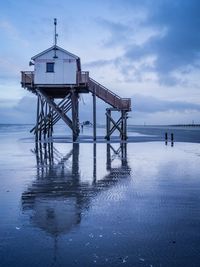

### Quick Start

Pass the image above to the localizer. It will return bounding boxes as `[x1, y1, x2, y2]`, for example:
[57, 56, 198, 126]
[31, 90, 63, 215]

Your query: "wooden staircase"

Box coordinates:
[88, 78, 131, 111]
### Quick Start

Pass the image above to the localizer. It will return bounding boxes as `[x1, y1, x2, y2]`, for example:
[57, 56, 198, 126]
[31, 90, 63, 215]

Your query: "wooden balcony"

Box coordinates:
[21, 71, 89, 88]
[21, 71, 90, 97]
[77, 71, 89, 85]
[21, 71, 131, 111]
[21, 71, 34, 88]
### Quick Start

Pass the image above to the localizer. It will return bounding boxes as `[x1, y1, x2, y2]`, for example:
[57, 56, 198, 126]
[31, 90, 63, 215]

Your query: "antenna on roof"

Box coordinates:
[53, 18, 58, 58]
[54, 18, 58, 46]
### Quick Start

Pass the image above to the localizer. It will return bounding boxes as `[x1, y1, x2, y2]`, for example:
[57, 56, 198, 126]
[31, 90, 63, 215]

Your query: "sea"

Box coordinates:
[0, 124, 200, 267]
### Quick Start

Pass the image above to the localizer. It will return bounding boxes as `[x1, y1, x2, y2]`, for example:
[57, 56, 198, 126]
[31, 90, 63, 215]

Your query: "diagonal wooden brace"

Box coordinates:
[36, 101, 72, 133]
[31, 94, 71, 133]
[105, 112, 123, 139]
[109, 117, 122, 136]
[36, 89, 74, 132]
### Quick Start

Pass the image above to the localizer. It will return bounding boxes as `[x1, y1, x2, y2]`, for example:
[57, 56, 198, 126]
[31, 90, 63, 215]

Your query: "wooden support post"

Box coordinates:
[124, 112, 127, 140]
[39, 96, 43, 141]
[35, 95, 40, 143]
[93, 92, 96, 141]
[121, 111, 127, 140]
[72, 143, 79, 177]
[49, 103, 53, 138]
[47, 105, 51, 138]
[121, 112, 124, 140]
[71, 90, 79, 142]
[106, 109, 111, 141]
[40, 98, 44, 140]
[44, 102, 48, 140]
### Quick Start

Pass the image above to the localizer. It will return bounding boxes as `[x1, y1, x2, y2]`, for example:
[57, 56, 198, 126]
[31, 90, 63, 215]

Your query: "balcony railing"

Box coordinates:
[21, 71, 34, 88]
[21, 71, 89, 87]
[77, 71, 89, 85]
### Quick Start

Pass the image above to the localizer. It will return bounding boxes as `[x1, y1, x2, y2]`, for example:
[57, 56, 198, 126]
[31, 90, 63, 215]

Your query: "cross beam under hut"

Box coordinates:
[33, 88, 80, 142]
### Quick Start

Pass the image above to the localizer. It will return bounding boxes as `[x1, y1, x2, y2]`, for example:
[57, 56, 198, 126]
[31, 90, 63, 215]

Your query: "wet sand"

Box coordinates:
[0, 125, 200, 267]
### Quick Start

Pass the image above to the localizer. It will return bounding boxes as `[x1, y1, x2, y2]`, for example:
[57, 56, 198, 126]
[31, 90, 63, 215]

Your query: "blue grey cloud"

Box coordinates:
[0, 96, 36, 124]
[98, 0, 200, 85]
[96, 18, 133, 47]
[133, 94, 200, 113]
[83, 59, 113, 69]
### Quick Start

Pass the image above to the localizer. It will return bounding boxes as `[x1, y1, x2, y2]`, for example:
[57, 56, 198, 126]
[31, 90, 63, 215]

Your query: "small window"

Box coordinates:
[46, 62, 54, 72]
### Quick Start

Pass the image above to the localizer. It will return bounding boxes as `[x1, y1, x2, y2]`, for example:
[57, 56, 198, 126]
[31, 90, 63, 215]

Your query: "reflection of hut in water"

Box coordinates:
[22, 142, 131, 237]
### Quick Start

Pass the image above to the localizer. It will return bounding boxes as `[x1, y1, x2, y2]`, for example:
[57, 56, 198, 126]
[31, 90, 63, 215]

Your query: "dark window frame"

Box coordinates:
[46, 62, 55, 73]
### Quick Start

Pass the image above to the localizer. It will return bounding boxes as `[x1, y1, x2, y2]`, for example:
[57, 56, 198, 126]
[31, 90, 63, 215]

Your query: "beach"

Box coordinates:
[0, 124, 200, 267]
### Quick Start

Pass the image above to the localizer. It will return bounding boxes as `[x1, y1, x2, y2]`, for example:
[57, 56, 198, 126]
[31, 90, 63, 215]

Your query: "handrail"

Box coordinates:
[88, 77, 131, 111]
[89, 77, 122, 100]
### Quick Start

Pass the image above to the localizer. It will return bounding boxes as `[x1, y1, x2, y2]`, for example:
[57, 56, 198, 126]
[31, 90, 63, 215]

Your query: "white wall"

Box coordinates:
[34, 49, 77, 84]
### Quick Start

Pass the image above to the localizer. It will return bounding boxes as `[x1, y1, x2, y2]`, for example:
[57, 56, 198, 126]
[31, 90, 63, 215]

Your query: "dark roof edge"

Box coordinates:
[31, 45, 80, 60]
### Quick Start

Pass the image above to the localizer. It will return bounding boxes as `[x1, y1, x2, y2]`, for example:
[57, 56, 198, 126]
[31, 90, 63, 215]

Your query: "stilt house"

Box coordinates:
[21, 19, 131, 141]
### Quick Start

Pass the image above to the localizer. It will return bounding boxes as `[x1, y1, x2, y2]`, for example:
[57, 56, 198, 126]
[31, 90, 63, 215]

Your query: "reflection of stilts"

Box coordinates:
[33, 142, 80, 179]
[52, 236, 58, 267]
[33, 141, 130, 184]
[93, 143, 97, 182]
[72, 143, 79, 177]
[24, 142, 131, 237]
[22, 141, 132, 266]
[106, 142, 128, 171]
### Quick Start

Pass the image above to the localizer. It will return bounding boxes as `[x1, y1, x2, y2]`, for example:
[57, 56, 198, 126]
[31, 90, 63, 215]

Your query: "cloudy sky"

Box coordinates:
[0, 0, 200, 124]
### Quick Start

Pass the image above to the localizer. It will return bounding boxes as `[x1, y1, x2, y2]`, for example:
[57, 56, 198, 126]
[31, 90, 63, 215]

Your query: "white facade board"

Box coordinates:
[34, 48, 78, 85]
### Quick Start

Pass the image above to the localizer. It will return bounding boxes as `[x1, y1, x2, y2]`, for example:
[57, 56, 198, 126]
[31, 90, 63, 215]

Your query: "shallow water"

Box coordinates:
[0, 125, 200, 267]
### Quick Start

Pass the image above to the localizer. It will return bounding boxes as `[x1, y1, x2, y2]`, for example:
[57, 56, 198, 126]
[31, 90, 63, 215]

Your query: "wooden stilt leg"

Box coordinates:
[71, 90, 79, 142]
[93, 93, 96, 141]
[106, 109, 111, 141]
[35, 95, 40, 143]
